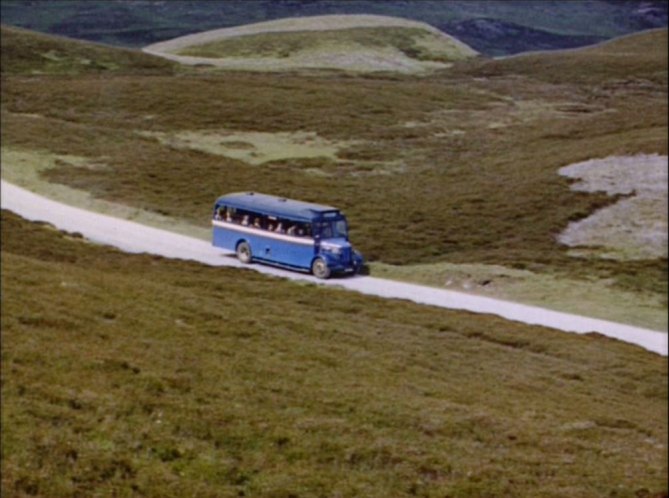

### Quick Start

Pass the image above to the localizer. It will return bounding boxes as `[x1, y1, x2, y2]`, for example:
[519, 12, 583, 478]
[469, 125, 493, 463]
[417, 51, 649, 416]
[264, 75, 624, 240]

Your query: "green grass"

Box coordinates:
[0, 147, 211, 241]
[175, 26, 476, 63]
[2, 210, 667, 497]
[370, 261, 669, 332]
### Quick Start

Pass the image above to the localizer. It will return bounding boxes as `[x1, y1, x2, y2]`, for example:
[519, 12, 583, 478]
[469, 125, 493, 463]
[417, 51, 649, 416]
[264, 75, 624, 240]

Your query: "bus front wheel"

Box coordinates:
[311, 258, 331, 279]
[236, 242, 252, 264]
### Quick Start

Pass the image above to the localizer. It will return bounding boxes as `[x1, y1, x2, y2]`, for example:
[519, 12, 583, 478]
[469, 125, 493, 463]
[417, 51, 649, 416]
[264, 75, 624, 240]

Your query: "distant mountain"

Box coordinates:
[438, 19, 608, 57]
[601, 0, 668, 30]
[1, 0, 667, 56]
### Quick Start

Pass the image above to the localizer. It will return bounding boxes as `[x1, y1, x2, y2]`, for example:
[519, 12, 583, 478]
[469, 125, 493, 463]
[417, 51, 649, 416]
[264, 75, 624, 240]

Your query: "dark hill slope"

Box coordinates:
[0, 24, 176, 75]
[438, 18, 608, 57]
[458, 28, 668, 85]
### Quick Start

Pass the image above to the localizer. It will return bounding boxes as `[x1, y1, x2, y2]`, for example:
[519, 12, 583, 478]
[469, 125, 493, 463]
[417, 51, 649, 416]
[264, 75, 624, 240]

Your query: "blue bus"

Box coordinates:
[212, 192, 364, 279]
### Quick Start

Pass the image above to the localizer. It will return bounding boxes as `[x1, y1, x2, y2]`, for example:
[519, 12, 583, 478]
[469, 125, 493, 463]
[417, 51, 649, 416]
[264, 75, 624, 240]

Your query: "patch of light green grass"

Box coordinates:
[176, 27, 476, 64]
[370, 260, 668, 332]
[139, 129, 357, 166]
[0, 146, 210, 241]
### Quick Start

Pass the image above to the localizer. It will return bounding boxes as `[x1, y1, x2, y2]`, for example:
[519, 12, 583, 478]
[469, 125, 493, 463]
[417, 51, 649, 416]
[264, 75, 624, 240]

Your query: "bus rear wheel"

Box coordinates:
[236, 241, 252, 264]
[311, 258, 331, 279]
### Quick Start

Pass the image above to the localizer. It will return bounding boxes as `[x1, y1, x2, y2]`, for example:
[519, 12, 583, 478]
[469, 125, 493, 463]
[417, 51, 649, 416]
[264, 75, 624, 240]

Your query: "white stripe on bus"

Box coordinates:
[212, 219, 316, 246]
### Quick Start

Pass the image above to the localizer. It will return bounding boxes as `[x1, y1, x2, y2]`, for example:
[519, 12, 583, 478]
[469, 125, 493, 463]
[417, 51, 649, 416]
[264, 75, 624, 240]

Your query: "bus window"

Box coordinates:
[215, 206, 235, 222]
[334, 219, 348, 238]
[315, 221, 333, 238]
[295, 223, 311, 237]
[226, 207, 239, 223]
[234, 209, 254, 225]
[314, 220, 347, 239]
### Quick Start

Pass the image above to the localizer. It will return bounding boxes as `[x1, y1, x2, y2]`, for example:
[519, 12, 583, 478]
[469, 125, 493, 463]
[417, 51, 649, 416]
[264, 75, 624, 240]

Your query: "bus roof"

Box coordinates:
[216, 192, 340, 221]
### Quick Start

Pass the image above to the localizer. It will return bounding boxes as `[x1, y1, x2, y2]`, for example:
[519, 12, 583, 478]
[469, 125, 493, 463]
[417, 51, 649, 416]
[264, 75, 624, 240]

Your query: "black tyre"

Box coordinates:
[311, 258, 331, 279]
[236, 241, 252, 264]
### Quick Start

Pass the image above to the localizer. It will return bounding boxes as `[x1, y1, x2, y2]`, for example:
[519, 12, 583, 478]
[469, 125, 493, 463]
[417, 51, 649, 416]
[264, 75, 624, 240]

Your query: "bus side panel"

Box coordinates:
[212, 225, 240, 252]
[214, 224, 315, 269]
[256, 238, 315, 269]
[212, 225, 268, 255]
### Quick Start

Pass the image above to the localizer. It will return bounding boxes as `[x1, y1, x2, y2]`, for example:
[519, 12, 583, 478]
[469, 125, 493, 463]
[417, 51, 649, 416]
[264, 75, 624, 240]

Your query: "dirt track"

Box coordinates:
[2, 179, 666, 356]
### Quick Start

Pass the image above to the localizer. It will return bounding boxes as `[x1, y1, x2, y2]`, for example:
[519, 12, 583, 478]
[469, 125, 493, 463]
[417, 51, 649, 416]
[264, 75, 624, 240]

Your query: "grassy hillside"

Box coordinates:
[173, 25, 476, 61]
[2, 26, 666, 302]
[2, 210, 667, 497]
[461, 28, 668, 85]
[1, 23, 667, 497]
[0, 24, 176, 75]
[145, 16, 478, 74]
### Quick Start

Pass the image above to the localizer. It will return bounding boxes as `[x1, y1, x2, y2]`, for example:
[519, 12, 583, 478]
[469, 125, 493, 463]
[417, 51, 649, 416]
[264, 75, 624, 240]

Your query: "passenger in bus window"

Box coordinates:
[253, 218, 261, 229]
[242, 215, 249, 226]
[287, 225, 296, 236]
[275, 222, 284, 233]
[225, 209, 232, 222]
[214, 208, 222, 220]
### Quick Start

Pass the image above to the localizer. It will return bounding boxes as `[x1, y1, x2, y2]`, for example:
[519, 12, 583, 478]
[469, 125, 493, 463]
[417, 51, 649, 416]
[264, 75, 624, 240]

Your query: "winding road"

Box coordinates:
[2, 180, 666, 356]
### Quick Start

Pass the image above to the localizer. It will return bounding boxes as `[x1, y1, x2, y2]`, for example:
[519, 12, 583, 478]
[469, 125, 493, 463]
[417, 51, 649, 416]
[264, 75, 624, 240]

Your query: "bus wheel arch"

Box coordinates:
[236, 240, 253, 264]
[311, 257, 331, 279]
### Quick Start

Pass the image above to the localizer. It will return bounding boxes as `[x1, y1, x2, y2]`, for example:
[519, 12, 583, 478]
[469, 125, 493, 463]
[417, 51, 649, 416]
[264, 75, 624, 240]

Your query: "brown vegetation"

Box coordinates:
[2, 28, 666, 293]
[2, 210, 667, 497]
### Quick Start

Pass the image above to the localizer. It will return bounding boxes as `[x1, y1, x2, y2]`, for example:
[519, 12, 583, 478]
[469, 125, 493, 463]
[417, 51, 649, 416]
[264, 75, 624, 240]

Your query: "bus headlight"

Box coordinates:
[321, 244, 342, 256]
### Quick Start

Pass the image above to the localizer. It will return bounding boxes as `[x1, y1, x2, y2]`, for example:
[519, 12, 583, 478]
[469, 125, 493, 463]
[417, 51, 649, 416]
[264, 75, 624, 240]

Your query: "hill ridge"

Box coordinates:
[142, 14, 479, 74]
[144, 14, 473, 52]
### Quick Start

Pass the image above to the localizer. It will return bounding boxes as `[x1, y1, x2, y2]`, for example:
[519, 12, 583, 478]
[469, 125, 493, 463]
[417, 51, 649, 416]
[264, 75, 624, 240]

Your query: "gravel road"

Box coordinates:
[2, 180, 666, 356]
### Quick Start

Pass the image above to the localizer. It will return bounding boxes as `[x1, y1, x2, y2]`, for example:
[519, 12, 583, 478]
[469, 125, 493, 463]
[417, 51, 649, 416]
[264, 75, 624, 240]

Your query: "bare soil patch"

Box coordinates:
[558, 154, 668, 260]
